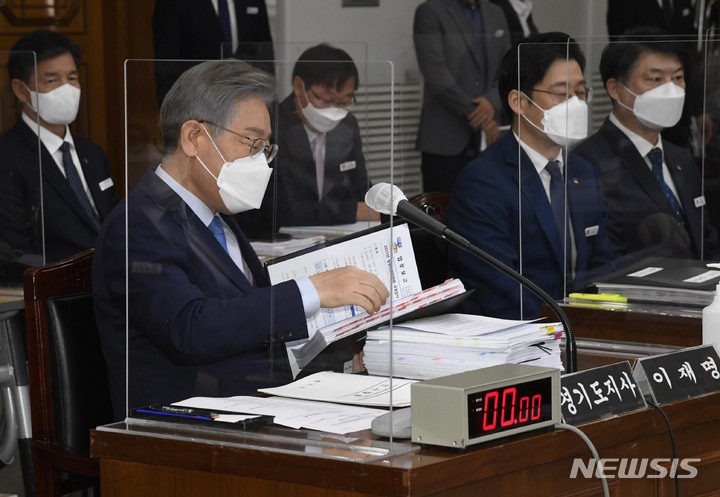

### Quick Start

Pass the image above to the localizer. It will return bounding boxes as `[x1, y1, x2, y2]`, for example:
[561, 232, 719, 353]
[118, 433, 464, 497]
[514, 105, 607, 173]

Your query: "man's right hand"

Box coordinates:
[309, 266, 390, 314]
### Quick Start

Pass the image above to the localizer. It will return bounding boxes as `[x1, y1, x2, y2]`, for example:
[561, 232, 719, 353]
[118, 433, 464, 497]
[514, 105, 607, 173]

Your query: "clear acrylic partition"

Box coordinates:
[702, 29, 720, 259]
[0, 51, 42, 289]
[494, 34, 713, 337]
[114, 57, 417, 461]
[571, 33, 716, 319]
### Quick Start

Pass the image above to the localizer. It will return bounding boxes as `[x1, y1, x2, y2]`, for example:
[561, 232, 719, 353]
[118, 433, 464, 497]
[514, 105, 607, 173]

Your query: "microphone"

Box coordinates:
[365, 183, 578, 373]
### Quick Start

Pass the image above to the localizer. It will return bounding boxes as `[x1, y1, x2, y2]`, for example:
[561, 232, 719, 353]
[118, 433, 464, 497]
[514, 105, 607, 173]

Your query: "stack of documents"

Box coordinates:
[291, 279, 467, 369]
[250, 236, 325, 257]
[363, 313, 564, 379]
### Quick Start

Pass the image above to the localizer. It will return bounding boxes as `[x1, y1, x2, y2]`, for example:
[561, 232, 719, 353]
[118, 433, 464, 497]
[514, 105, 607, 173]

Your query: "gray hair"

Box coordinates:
[159, 60, 276, 152]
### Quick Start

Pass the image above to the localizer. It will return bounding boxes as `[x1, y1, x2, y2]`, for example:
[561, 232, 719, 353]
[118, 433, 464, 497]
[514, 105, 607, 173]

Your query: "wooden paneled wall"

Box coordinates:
[0, 0, 158, 196]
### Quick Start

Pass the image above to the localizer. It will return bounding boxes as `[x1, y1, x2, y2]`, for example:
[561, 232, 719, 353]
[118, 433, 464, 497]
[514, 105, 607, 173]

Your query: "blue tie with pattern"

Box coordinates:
[648, 147, 685, 224]
[546, 160, 572, 274]
[60, 142, 101, 230]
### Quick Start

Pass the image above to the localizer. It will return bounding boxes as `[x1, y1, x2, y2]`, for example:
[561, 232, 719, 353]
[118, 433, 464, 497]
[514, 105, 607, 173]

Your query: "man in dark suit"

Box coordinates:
[607, 0, 696, 39]
[0, 30, 117, 284]
[152, 0, 274, 105]
[272, 44, 377, 227]
[92, 60, 389, 419]
[413, 0, 511, 193]
[574, 37, 720, 262]
[446, 33, 612, 319]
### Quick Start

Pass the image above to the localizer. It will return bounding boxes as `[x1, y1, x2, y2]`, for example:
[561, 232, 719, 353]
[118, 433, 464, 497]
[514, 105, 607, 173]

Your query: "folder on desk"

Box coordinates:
[594, 257, 720, 306]
[264, 222, 470, 377]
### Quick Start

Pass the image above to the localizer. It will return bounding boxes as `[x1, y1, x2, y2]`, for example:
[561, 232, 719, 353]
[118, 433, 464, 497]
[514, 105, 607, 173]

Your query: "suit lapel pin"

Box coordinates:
[676, 165, 683, 171]
[83, 158, 90, 164]
[573, 178, 579, 184]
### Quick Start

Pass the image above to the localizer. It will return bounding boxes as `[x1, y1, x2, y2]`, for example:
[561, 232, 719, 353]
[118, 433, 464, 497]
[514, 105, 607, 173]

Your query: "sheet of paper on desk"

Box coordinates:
[279, 221, 381, 239]
[258, 371, 414, 407]
[250, 236, 325, 257]
[174, 395, 386, 434]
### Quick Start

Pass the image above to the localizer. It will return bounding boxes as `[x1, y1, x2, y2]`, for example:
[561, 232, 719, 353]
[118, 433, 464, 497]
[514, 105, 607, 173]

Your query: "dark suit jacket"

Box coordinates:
[413, 0, 511, 156]
[0, 118, 117, 281]
[446, 133, 613, 319]
[152, 0, 274, 103]
[272, 94, 370, 226]
[92, 169, 308, 419]
[489, 0, 538, 47]
[607, 0, 696, 37]
[574, 118, 720, 261]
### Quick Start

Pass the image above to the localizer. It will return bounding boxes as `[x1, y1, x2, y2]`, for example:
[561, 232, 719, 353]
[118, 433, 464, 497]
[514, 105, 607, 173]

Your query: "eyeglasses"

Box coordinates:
[532, 87, 593, 103]
[307, 87, 356, 109]
[199, 121, 278, 162]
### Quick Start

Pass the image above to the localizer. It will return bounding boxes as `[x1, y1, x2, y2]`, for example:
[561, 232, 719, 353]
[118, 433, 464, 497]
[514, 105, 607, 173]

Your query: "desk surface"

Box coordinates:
[92, 392, 720, 497]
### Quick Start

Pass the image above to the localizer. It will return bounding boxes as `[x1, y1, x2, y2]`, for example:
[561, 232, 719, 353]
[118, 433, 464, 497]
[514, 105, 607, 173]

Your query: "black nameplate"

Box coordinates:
[633, 345, 720, 405]
[560, 361, 646, 425]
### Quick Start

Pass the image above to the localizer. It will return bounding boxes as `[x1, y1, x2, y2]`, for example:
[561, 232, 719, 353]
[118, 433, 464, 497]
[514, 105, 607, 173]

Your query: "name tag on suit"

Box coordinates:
[585, 225, 599, 238]
[246, 6, 259, 14]
[339, 161, 356, 172]
[695, 196, 706, 208]
[99, 177, 114, 191]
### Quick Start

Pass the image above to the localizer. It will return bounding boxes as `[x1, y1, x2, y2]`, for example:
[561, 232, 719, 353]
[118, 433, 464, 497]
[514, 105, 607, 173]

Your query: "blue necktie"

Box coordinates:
[648, 148, 686, 224]
[60, 142, 101, 230]
[208, 216, 229, 253]
[217, 0, 232, 43]
[546, 160, 572, 273]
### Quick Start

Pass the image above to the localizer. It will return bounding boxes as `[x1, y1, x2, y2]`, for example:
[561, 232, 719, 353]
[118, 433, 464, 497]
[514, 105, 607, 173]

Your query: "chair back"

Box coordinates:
[23, 248, 113, 497]
[407, 193, 451, 288]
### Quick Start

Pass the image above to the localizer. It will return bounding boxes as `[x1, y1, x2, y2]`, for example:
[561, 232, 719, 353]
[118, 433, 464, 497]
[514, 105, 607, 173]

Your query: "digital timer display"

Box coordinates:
[467, 377, 554, 438]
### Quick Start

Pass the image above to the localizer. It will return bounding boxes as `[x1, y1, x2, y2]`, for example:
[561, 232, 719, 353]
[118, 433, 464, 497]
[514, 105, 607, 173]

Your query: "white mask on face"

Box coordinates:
[26, 83, 81, 125]
[196, 123, 273, 214]
[522, 94, 589, 147]
[300, 88, 349, 133]
[619, 82, 685, 130]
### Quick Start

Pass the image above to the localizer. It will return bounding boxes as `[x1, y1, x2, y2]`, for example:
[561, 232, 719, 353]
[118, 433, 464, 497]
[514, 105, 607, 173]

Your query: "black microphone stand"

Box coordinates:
[429, 224, 578, 373]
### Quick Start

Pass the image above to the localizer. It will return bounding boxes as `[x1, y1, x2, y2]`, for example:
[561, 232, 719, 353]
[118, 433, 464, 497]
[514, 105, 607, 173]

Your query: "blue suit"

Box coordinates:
[446, 133, 613, 319]
[92, 169, 308, 419]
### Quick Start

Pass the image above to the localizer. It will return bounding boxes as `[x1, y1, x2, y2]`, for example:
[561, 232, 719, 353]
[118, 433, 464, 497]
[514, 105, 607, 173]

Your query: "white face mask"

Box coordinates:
[27, 83, 81, 125]
[522, 94, 589, 147]
[300, 88, 348, 133]
[619, 82, 685, 130]
[196, 124, 273, 214]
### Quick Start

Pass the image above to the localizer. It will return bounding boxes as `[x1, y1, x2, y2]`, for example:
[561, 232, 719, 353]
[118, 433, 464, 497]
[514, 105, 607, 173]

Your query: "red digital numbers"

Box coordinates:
[480, 387, 543, 432]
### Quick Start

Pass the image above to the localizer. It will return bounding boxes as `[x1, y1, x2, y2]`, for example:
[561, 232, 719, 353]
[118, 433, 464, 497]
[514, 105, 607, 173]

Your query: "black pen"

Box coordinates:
[157, 405, 220, 418]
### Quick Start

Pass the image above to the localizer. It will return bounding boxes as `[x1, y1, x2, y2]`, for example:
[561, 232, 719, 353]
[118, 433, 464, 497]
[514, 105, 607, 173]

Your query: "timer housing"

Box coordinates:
[411, 364, 560, 448]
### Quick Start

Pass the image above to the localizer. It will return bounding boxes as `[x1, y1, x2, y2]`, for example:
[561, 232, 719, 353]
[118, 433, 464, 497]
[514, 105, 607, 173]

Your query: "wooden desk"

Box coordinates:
[92, 392, 720, 497]
[543, 302, 701, 370]
[554, 303, 702, 348]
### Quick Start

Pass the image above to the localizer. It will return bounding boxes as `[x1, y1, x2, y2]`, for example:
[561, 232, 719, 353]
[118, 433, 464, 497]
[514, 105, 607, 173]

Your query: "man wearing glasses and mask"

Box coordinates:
[272, 43, 378, 227]
[446, 32, 612, 320]
[575, 34, 720, 262]
[92, 60, 389, 420]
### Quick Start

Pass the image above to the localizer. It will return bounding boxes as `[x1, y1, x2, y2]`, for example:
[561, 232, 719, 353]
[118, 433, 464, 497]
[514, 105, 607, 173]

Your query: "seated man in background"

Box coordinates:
[446, 32, 612, 320]
[273, 43, 378, 227]
[0, 30, 117, 283]
[92, 60, 389, 419]
[574, 34, 720, 262]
